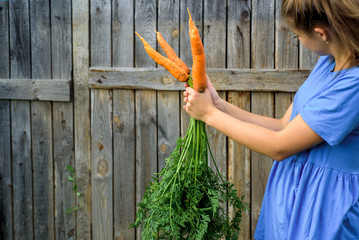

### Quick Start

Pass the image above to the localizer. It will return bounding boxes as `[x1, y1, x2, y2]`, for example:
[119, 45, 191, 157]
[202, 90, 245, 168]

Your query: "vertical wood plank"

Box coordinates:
[251, 0, 275, 69]
[275, 0, 296, 123]
[275, 0, 298, 70]
[251, 0, 275, 238]
[227, 1, 251, 239]
[227, 92, 251, 240]
[112, 0, 136, 239]
[203, 0, 227, 176]
[51, 0, 75, 239]
[158, 0, 181, 170]
[180, 0, 203, 136]
[0, 2, 13, 239]
[30, 0, 54, 239]
[90, 0, 113, 239]
[9, 0, 34, 239]
[91, 90, 113, 240]
[135, 90, 157, 240]
[135, 0, 157, 67]
[250, 93, 274, 238]
[227, 0, 251, 69]
[73, 0, 92, 238]
[135, 1, 157, 239]
[113, 90, 136, 240]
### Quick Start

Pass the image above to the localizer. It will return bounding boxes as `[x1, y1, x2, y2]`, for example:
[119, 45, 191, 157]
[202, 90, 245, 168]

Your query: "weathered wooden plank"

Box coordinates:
[30, 0, 54, 239]
[89, 68, 309, 92]
[250, 93, 274, 238]
[251, 0, 275, 238]
[204, 0, 226, 69]
[0, 101, 12, 240]
[227, 92, 251, 240]
[252, 0, 275, 69]
[135, 0, 157, 67]
[90, 0, 113, 239]
[91, 0, 112, 66]
[0, 79, 71, 101]
[227, 1, 251, 238]
[113, 90, 136, 240]
[91, 90, 113, 240]
[112, 0, 134, 67]
[53, 103, 76, 240]
[112, 0, 136, 239]
[157, 0, 181, 170]
[275, 0, 298, 69]
[275, 92, 293, 119]
[157, 91, 180, 169]
[0, 2, 12, 239]
[72, 0, 92, 238]
[9, 0, 34, 239]
[228, 0, 251, 69]
[203, 0, 227, 179]
[51, 0, 75, 239]
[135, 90, 157, 240]
[31, 101, 54, 240]
[135, 1, 158, 239]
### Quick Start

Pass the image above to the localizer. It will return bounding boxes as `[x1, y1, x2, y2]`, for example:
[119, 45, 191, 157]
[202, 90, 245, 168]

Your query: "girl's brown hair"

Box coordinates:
[281, 0, 359, 67]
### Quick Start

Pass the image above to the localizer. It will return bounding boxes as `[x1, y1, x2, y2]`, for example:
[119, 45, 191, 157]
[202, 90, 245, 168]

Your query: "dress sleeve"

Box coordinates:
[300, 72, 359, 147]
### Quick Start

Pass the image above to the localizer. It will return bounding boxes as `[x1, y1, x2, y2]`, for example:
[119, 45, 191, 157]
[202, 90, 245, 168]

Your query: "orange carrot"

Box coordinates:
[155, 31, 190, 74]
[187, 8, 206, 92]
[135, 32, 189, 82]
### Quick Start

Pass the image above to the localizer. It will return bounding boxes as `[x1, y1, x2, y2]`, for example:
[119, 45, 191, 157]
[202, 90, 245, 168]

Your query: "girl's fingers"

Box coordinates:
[185, 87, 196, 95]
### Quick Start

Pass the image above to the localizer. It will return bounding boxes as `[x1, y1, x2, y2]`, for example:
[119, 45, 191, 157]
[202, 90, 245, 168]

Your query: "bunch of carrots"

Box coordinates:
[131, 9, 246, 240]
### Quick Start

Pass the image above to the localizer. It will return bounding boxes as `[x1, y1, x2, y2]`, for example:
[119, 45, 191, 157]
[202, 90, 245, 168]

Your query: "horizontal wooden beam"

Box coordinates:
[0, 79, 71, 102]
[89, 67, 310, 92]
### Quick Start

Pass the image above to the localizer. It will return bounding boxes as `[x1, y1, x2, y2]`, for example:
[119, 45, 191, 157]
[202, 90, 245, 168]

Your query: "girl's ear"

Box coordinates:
[313, 27, 329, 42]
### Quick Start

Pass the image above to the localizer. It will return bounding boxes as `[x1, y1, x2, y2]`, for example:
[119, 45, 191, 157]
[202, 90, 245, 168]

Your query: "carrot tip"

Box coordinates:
[135, 31, 143, 40]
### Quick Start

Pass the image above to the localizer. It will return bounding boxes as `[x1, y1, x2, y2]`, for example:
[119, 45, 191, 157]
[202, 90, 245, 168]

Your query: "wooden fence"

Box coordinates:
[0, 0, 317, 239]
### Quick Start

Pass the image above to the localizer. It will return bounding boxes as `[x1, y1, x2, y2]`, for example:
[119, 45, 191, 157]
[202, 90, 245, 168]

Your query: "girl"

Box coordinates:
[183, 0, 359, 239]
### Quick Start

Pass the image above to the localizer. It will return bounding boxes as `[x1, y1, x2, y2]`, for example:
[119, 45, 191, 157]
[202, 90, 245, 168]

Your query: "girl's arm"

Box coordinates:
[184, 87, 323, 161]
[216, 98, 293, 131]
[186, 76, 293, 131]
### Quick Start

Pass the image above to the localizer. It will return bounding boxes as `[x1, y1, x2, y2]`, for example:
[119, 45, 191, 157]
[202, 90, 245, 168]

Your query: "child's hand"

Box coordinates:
[183, 86, 216, 122]
[184, 75, 225, 112]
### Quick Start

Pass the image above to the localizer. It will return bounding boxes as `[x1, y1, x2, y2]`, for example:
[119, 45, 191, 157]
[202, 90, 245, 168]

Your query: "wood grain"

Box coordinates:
[0, 79, 71, 101]
[112, 0, 136, 239]
[157, 0, 181, 170]
[135, 1, 157, 239]
[90, 0, 113, 239]
[89, 68, 309, 92]
[251, 0, 275, 237]
[0, 2, 12, 239]
[30, 0, 54, 238]
[73, 0, 92, 238]
[113, 90, 136, 240]
[9, 0, 34, 239]
[51, 0, 75, 238]
[227, 0, 251, 238]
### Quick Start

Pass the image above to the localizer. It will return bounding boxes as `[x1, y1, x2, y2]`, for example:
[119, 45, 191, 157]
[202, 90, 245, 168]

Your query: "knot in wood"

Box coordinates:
[161, 77, 175, 86]
[172, 29, 179, 38]
[160, 143, 168, 153]
[97, 158, 109, 176]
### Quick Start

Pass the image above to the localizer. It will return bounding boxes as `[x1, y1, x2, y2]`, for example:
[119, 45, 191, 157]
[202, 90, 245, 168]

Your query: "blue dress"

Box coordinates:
[254, 56, 359, 240]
